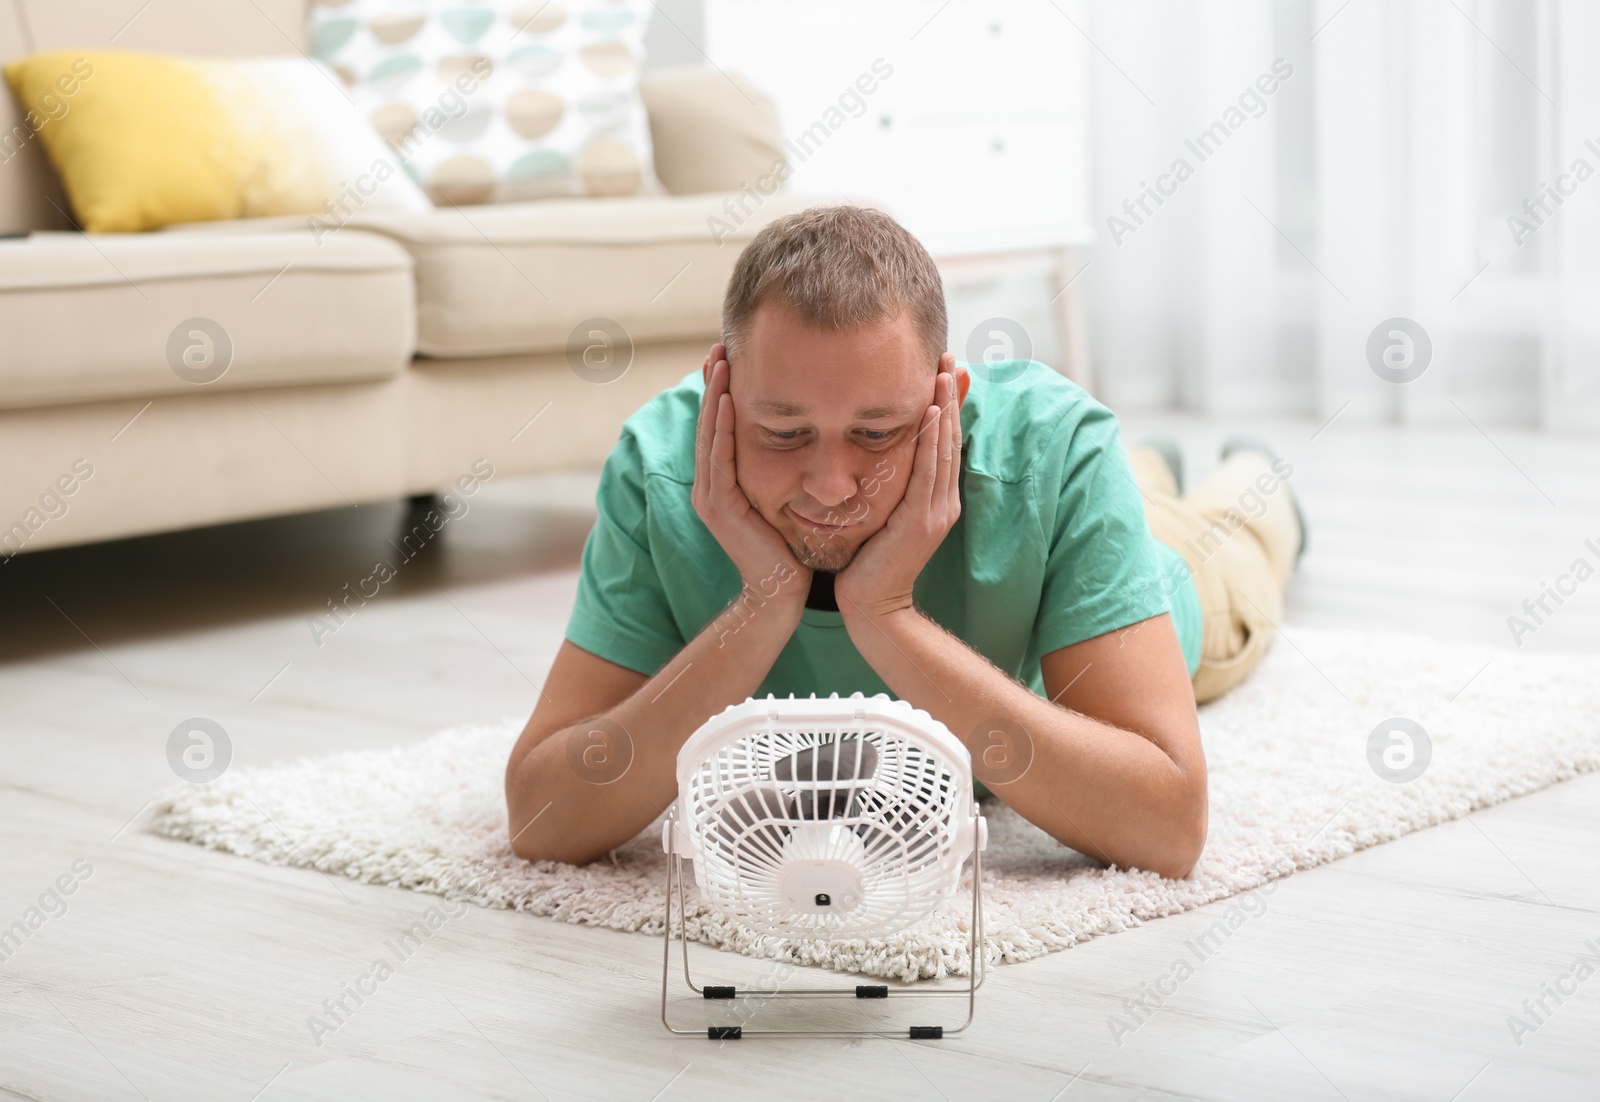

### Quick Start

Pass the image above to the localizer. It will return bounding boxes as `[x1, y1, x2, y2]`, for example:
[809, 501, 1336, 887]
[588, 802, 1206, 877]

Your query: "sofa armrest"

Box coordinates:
[640, 65, 785, 197]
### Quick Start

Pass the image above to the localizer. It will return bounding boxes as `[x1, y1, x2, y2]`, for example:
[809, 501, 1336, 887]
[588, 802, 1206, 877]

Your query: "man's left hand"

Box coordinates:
[835, 354, 964, 625]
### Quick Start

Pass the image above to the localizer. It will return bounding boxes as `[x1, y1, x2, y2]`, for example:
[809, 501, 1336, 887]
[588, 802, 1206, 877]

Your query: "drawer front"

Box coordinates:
[906, 117, 1087, 253]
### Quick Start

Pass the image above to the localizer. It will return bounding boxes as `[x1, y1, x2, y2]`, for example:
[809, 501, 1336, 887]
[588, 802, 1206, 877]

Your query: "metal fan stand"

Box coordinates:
[659, 811, 987, 1040]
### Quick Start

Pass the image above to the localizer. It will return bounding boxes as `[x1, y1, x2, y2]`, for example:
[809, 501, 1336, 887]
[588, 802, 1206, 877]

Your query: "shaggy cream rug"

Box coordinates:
[149, 626, 1600, 983]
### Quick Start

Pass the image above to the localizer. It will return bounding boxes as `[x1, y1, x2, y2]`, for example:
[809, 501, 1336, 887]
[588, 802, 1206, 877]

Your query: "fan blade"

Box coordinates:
[774, 735, 879, 820]
[712, 785, 797, 876]
[773, 735, 879, 783]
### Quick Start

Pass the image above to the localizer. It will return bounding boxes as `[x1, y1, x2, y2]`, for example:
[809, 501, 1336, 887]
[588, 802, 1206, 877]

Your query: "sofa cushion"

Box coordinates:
[337, 191, 824, 358]
[0, 0, 313, 236]
[3, 51, 431, 233]
[640, 67, 786, 197]
[0, 229, 415, 410]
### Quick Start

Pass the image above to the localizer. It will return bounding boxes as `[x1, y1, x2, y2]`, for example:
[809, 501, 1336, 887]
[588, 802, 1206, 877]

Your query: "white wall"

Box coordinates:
[642, 0, 705, 70]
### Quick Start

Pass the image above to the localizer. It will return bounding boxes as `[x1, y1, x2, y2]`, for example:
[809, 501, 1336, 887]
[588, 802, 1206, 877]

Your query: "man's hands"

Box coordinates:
[690, 340, 964, 624]
[692, 343, 812, 605]
[835, 354, 964, 624]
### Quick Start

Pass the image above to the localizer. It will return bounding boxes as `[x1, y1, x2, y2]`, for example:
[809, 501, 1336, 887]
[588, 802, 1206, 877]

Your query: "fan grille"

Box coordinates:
[679, 699, 972, 939]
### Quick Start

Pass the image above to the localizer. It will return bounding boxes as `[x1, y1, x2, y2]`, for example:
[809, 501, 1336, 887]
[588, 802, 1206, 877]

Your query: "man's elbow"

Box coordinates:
[508, 822, 606, 867]
[505, 765, 580, 865]
[505, 753, 623, 865]
[506, 788, 615, 866]
[508, 835, 563, 865]
[1152, 799, 1208, 880]
[508, 824, 549, 864]
[1149, 838, 1202, 880]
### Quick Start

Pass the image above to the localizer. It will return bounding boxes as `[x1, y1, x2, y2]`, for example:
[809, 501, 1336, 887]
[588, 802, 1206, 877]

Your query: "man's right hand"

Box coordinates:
[691, 343, 812, 604]
[505, 343, 817, 865]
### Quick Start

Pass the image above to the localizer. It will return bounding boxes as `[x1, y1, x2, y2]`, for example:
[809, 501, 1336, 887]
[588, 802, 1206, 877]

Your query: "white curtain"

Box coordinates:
[1081, 0, 1600, 433]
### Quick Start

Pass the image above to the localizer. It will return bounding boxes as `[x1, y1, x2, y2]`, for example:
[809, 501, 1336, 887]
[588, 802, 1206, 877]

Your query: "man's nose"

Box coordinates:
[801, 442, 861, 513]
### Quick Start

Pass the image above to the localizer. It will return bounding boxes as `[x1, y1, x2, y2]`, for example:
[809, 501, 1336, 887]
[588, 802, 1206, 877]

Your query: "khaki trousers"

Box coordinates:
[1127, 446, 1302, 704]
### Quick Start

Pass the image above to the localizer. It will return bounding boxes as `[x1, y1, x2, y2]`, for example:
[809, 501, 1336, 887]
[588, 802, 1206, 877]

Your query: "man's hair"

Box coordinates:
[721, 205, 947, 368]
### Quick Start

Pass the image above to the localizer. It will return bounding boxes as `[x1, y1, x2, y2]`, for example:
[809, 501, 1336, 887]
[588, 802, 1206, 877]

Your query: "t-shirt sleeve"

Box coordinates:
[1031, 404, 1176, 658]
[563, 429, 685, 676]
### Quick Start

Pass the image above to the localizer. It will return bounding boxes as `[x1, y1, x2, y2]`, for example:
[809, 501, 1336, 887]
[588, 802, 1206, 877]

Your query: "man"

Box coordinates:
[504, 206, 1303, 879]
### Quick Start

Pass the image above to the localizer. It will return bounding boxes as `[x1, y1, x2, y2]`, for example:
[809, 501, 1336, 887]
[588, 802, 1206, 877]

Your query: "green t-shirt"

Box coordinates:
[565, 360, 1202, 701]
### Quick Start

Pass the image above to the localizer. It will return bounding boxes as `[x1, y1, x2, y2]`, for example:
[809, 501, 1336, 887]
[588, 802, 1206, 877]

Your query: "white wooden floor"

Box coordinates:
[2, 416, 1598, 1101]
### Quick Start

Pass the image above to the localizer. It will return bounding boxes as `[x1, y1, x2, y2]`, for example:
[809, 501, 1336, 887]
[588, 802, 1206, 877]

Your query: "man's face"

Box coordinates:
[716, 300, 950, 572]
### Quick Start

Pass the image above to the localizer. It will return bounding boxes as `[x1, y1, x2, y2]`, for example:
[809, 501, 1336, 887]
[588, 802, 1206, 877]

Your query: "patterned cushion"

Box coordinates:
[309, 0, 660, 205]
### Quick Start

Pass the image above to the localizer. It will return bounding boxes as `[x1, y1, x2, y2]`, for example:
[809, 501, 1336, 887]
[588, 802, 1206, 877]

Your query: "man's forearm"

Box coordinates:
[840, 604, 1204, 878]
[508, 584, 806, 864]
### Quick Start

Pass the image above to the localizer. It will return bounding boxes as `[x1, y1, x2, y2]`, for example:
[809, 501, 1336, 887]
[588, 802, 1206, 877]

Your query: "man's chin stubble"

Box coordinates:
[788, 534, 857, 573]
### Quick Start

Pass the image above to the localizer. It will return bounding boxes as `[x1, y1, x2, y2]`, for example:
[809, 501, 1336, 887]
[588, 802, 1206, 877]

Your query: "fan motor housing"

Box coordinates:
[778, 861, 863, 912]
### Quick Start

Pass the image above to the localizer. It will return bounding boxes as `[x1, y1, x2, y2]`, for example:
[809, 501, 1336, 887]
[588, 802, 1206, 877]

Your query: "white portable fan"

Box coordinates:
[659, 692, 988, 1040]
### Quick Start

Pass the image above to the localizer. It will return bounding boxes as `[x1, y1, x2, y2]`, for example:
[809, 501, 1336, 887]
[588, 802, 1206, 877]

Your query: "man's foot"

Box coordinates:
[1221, 436, 1308, 564]
[1136, 434, 1185, 495]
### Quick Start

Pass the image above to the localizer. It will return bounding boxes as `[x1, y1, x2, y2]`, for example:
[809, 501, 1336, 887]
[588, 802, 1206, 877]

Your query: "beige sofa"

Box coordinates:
[0, 0, 815, 556]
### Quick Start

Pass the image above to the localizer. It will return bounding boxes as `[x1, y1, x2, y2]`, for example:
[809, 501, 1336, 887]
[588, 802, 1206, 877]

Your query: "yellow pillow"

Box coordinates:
[3, 50, 430, 233]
